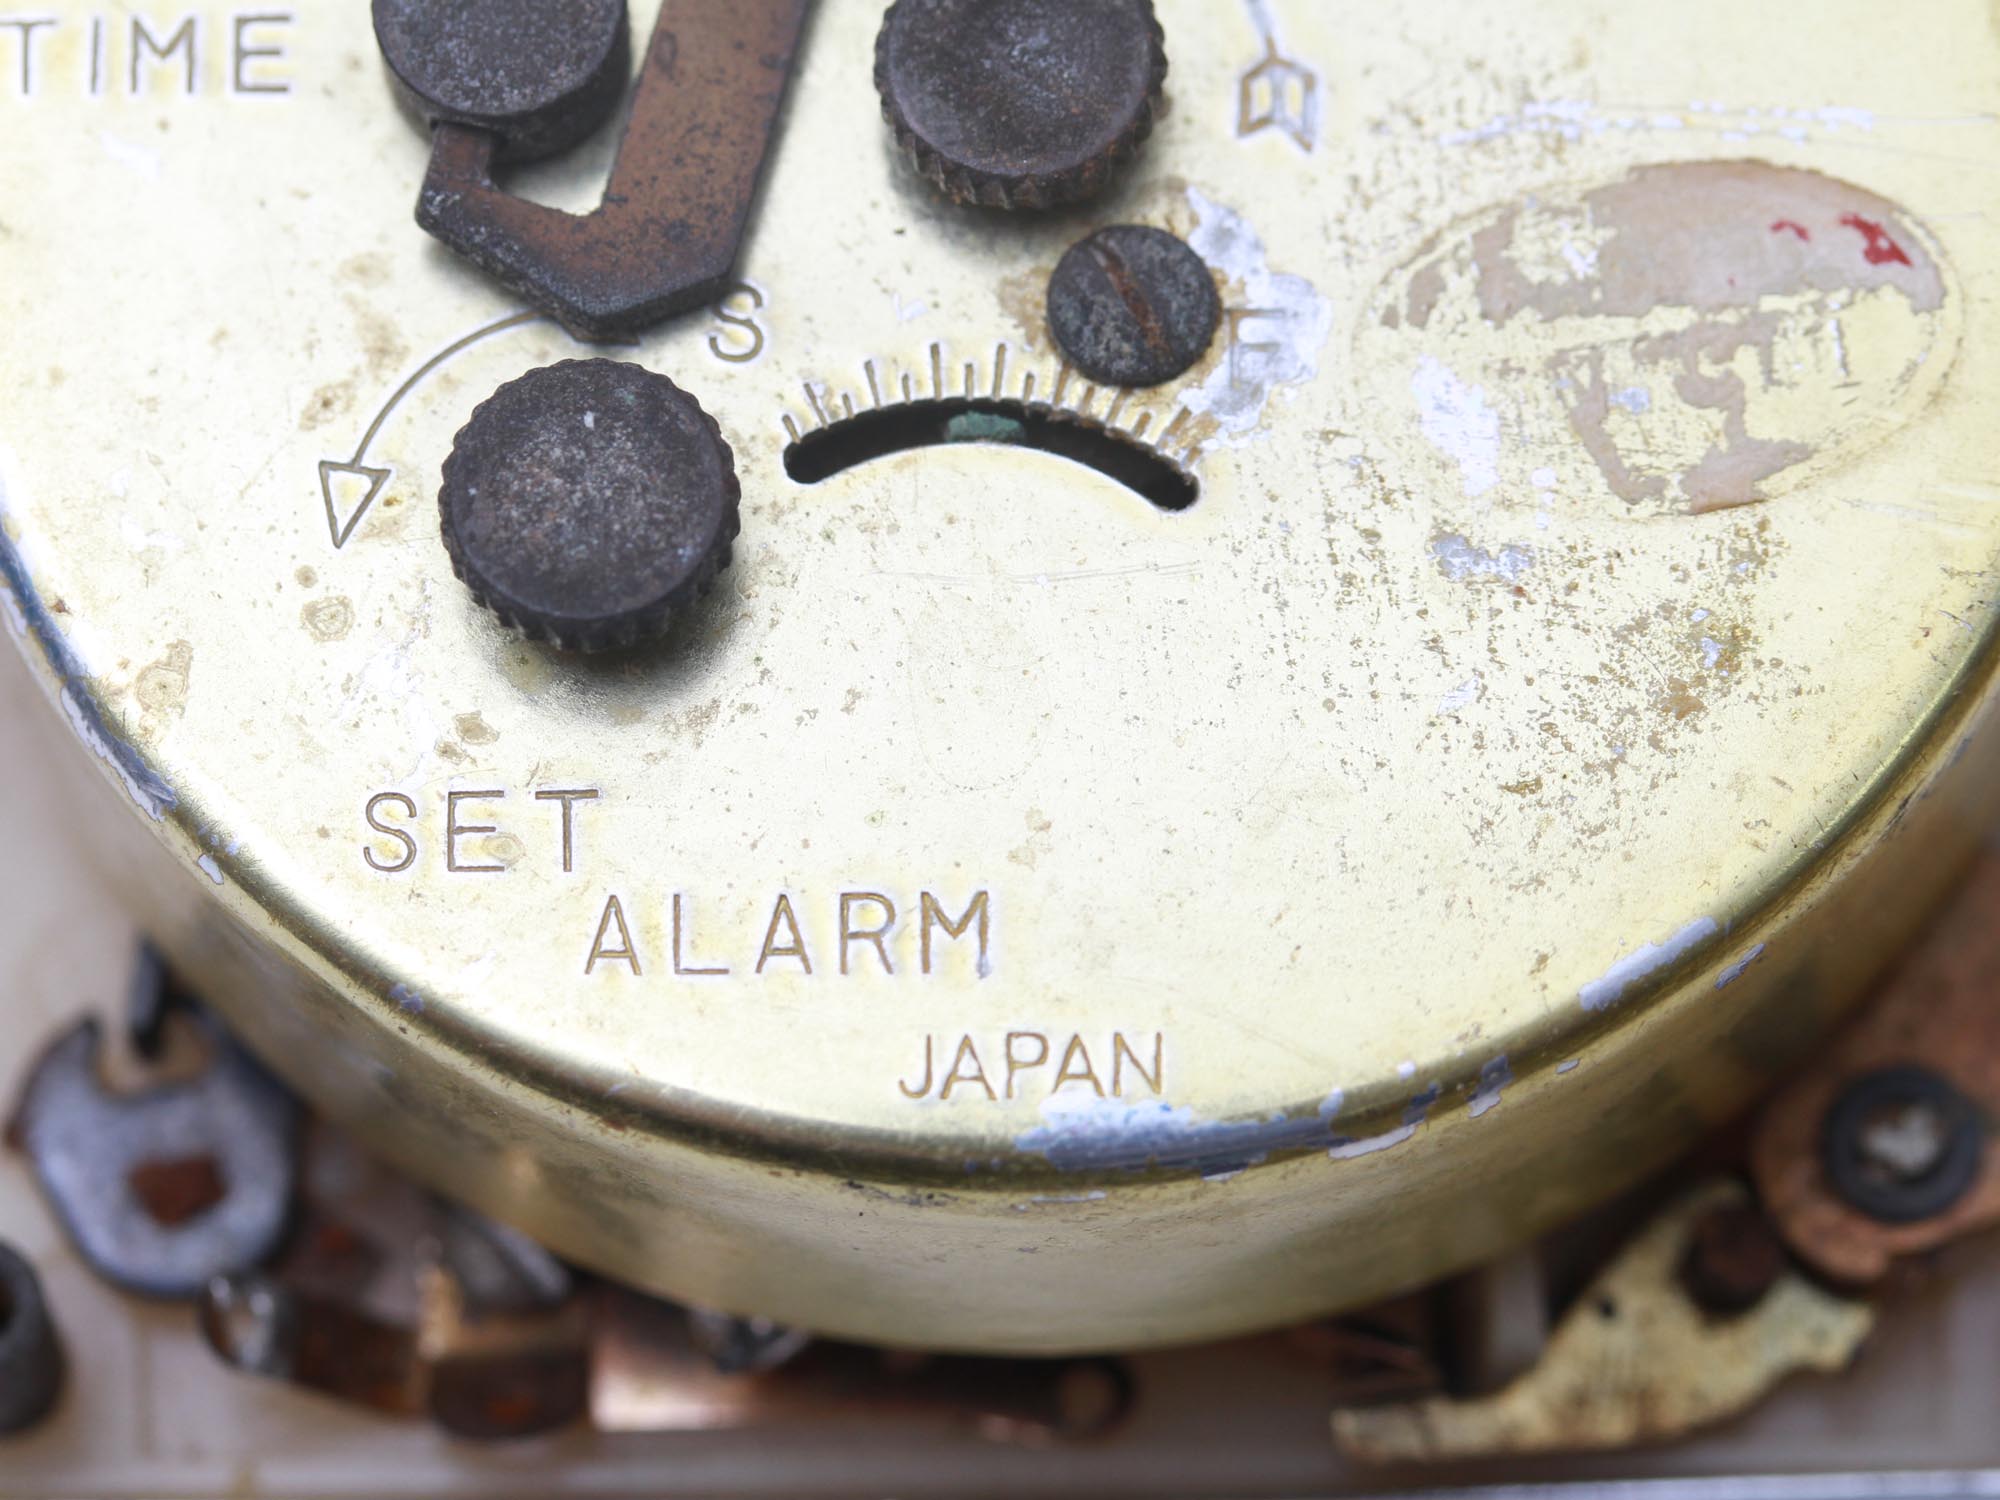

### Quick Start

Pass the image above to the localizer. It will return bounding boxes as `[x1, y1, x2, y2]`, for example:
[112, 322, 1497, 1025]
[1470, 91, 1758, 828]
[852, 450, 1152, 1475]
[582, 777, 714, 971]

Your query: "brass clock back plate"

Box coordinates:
[4, 0, 2000, 1351]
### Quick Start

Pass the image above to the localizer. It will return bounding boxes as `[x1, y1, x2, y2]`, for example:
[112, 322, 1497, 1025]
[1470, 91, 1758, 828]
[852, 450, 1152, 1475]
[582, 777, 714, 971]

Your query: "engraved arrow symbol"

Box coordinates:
[316, 311, 542, 551]
[318, 459, 392, 551]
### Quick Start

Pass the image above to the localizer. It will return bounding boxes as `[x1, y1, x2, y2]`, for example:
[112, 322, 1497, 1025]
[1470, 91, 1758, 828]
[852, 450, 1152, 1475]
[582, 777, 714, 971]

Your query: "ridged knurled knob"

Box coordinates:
[439, 360, 740, 654]
[875, 0, 1169, 211]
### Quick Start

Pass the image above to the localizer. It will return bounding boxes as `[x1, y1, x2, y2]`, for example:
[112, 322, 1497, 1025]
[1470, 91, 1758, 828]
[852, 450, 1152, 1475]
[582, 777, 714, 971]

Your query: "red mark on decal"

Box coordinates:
[1839, 213, 1912, 268]
[1770, 219, 1811, 242]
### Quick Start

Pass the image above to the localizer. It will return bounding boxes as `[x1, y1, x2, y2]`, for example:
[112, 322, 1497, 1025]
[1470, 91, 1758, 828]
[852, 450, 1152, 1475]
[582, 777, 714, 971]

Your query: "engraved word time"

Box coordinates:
[1, 11, 293, 96]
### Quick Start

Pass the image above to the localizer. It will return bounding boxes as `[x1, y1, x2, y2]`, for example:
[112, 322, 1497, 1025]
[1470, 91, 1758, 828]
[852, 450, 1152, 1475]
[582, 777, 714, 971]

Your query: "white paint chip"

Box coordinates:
[1468, 1056, 1512, 1119]
[1579, 917, 1721, 1012]
[1437, 677, 1482, 715]
[1182, 188, 1333, 449]
[1432, 534, 1534, 584]
[1411, 356, 1501, 498]
[1716, 944, 1769, 991]
[1329, 1125, 1415, 1159]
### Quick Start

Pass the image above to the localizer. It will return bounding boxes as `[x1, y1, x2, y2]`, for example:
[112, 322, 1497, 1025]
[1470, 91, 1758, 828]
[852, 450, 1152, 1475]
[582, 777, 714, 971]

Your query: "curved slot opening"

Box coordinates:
[783, 399, 1200, 512]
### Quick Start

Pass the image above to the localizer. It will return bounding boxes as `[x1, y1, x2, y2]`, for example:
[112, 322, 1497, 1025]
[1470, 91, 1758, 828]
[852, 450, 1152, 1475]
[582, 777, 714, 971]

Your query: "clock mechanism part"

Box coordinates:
[2, 888, 1996, 1455]
[5, 0, 2000, 1426]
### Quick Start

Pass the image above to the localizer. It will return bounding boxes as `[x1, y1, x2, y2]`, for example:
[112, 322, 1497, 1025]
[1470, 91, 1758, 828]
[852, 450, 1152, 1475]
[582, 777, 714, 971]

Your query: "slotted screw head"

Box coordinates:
[1047, 224, 1222, 389]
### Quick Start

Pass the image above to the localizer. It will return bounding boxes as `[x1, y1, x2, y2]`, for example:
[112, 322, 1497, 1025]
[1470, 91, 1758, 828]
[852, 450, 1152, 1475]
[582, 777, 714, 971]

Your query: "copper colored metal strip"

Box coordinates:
[1750, 853, 2000, 1284]
[418, 0, 813, 340]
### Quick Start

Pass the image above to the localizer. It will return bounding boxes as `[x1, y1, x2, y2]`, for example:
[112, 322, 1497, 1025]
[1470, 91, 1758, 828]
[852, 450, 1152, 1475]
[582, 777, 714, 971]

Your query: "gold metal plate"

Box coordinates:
[5, 0, 2000, 1351]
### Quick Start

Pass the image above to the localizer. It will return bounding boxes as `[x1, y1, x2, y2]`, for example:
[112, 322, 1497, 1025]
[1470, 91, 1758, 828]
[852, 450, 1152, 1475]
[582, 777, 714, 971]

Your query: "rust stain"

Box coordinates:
[300, 378, 358, 434]
[129, 1154, 227, 1227]
[302, 596, 355, 644]
[1660, 679, 1706, 721]
[995, 266, 1054, 353]
[455, 712, 499, 745]
[1752, 853, 2000, 1284]
[135, 640, 194, 717]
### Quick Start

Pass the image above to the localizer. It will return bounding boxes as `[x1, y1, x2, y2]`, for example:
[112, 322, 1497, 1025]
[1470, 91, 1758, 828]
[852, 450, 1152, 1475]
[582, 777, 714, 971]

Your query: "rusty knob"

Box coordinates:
[439, 360, 741, 655]
[874, 0, 1169, 210]
[1047, 224, 1221, 388]
[373, 0, 631, 164]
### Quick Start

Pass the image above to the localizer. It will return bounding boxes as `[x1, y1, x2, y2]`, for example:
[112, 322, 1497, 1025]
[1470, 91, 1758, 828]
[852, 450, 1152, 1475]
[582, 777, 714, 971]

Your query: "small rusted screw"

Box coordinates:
[373, 0, 631, 164]
[0, 1242, 64, 1437]
[1679, 1200, 1788, 1317]
[440, 360, 741, 655]
[1047, 225, 1222, 390]
[1820, 1066, 1984, 1225]
[875, 0, 1168, 210]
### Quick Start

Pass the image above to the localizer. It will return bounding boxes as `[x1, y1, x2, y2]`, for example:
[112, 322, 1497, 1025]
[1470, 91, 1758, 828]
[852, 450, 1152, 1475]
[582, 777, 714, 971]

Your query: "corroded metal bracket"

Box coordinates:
[1331, 1182, 1874, 1463]
[417, 0, 812, 341]
[1751, 853, 2000, 1284]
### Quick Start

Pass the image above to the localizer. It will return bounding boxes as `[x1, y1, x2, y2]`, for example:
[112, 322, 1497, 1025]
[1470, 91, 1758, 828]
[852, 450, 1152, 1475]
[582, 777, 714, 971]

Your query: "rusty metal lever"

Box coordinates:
[412, 0, 812, 341]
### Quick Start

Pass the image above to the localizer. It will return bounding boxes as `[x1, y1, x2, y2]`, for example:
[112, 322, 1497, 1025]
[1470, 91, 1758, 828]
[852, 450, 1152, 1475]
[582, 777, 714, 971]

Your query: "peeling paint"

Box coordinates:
[1468, 1055, 1513, 1118]
[1182, 188, 1333, 447]
[1438, 677, 1483, 715]
[1580, 918, 1721, 1012]
[1432, 534, 1534, 584]
[1411, 356, 1501, 498]
[390, 984, 426, 1016]
[1329, 1124, 1414, 1159]
[1715, 943, 1769, 991]
[197, 854, 224, 886]
[56, 684, 176, 821]
[1370, 161, 1955, 517]
[1328, 1085, 1441, 1161]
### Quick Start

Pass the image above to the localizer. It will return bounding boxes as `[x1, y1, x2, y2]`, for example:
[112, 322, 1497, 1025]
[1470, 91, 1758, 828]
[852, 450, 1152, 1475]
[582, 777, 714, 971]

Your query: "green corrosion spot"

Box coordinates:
[943, 411, 1028, 446]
